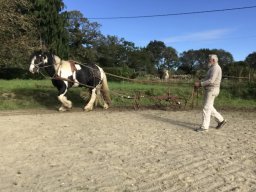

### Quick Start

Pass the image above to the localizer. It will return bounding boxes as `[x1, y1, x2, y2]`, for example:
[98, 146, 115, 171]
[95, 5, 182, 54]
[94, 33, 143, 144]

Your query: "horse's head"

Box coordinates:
[29, 51, 49, 74]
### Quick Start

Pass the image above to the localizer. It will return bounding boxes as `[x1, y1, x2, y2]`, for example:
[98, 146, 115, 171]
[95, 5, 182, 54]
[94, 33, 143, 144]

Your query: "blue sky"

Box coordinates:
[63, 0, 256, 61]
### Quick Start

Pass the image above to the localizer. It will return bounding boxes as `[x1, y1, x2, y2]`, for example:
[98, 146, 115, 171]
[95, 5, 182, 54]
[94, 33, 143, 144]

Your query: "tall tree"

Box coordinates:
[146, 40, 166, 70]
[32, 0, 69, 58]
[97, 35, 135, 68]
[0, 0, 38, 68]
[67, 11, 102, 62]
[128, 48, 155, 74]
[178, 49, 204, 74]
[163, 47, 179, 69]
[245, 52, 256, 81]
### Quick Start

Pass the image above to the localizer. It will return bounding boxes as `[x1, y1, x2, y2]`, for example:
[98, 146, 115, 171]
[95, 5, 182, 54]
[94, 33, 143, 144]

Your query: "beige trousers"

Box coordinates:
[201, 89, 224, 129]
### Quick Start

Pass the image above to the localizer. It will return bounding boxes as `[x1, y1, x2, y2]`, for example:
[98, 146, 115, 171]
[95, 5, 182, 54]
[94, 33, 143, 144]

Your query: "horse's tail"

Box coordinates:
[101, 72, 111, 106]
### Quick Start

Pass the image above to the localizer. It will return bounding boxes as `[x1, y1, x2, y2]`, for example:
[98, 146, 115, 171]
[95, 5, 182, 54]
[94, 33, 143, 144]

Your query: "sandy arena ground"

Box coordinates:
[0, 108, 255, 192]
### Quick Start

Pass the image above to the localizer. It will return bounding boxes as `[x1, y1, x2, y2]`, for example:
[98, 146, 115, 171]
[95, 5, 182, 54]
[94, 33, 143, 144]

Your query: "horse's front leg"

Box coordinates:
[84, 88, 97, 111]
[57, 87, 72, 112]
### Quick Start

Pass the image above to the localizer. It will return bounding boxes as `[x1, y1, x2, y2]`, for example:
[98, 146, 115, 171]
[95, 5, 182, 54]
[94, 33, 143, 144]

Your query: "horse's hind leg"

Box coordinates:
[94, 87, 101, 107]
[101, 92, 109, 109]
[84, 88, 97, 111]
[94, 85, 108, 109]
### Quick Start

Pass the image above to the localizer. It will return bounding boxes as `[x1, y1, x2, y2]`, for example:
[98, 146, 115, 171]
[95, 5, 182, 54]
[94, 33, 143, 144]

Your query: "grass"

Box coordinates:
[0, 79, 255, 111]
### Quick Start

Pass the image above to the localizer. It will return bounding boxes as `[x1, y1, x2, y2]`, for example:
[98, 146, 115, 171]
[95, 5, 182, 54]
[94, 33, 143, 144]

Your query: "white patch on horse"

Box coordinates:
[29, 56, 36, 73]
[75, 64, 81, 70]
[43, 56, 48, 64]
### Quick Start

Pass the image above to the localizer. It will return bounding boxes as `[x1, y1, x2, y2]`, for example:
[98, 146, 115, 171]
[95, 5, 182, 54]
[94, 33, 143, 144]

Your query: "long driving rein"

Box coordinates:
[37, 59, 102, 90]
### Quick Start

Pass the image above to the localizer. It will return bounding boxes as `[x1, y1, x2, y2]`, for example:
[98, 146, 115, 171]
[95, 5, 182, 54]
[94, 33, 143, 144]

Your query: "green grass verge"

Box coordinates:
[0, 79, 255, 111]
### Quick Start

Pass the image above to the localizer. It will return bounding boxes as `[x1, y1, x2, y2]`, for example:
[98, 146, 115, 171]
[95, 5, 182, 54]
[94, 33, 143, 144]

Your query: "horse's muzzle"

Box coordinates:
[29, 66, 39, 74]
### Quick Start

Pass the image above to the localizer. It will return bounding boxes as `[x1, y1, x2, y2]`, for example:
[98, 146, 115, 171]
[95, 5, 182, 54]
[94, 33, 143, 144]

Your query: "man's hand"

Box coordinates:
[194, 81, 201, 89]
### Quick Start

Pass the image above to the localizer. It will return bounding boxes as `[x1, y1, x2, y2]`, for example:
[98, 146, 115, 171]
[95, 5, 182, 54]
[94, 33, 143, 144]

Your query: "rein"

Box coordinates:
[39, 70, 96, 89]
[36, 57, 199, 109]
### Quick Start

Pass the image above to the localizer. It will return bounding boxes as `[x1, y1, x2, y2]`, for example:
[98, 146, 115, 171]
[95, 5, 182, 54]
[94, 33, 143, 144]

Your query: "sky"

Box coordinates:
[63, 0, 256, 61]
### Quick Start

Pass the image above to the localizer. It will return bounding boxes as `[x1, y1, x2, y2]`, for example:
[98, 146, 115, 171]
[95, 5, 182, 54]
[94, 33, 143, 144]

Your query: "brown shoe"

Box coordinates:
[216, 120, 227, 129]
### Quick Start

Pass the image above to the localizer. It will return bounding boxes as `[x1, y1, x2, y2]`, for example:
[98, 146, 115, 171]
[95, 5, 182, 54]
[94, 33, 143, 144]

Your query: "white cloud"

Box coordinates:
[164, 29, 232, 43]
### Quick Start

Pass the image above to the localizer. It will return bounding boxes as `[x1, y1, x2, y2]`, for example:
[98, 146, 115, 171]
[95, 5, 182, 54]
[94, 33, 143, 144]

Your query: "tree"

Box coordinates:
[245, 52, 256, 69]
[0, 0, 38, 69]
[245, 52, 256, 81]
[146, 40, 166, 70]
[128, 48, 155, 74]
[178, 49, 204, 74]
[162, 47, 179, 69]
[178, 49, 234, 76]
[67, 11, 102, 62]
[32, 0, 69, 58]
[96, 35, 137, 68]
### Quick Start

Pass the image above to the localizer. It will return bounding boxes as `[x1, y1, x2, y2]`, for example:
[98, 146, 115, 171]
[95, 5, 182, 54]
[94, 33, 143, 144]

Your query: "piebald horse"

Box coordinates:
[29, 51, 111, 111]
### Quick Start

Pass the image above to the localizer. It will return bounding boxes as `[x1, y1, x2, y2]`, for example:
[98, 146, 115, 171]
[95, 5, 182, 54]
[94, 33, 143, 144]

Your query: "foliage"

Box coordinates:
[146, 40, 178, 71]
[178, 49, 234, 76]
[104, 67, 135, 81]
[0, 0, 255, 87]
[245, 52, 256, 69]
[128, 48, 155, 74]
[0, 68, 43, 80]
[226, 61, 250, 80]
[245, 52, 256, 81]
[97, 36, 136, 68]
[221, 81, 256, 100]
[0, 0, 38, 69]
[67, 10, 102, 62]
[32, 0, 69, 58]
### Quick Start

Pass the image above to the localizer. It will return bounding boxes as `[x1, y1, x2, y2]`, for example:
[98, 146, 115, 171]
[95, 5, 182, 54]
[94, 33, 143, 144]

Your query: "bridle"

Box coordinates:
[33, 58, 52, 73]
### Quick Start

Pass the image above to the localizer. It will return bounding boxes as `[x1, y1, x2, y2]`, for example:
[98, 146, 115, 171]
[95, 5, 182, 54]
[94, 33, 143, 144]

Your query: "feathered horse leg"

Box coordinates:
[84, 88, 97, 111]
[100, 72, 111, 109]
[57, 88, 72, 112]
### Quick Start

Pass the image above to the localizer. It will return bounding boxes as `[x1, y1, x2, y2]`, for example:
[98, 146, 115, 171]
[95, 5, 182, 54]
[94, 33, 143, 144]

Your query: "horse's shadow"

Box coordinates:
[13, 87, 87, 110]
[141, 113, 197, 130]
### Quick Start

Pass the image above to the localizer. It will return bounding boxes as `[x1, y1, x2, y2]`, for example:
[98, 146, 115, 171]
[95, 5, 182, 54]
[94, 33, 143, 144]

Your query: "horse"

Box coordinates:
[29, 51, 111, 112]
[159, 69, 169, 81]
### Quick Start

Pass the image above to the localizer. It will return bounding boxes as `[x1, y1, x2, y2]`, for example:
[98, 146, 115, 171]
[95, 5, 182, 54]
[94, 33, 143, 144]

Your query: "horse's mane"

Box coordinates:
[44, 52, 55, 65]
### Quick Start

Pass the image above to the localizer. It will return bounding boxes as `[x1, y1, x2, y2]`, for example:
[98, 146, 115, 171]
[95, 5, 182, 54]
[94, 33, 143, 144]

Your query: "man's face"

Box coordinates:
[208, 58, 214, 68]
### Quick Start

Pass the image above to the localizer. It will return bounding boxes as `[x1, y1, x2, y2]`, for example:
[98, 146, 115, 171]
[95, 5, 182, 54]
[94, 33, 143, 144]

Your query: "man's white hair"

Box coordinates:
[209, 54, 218, 63]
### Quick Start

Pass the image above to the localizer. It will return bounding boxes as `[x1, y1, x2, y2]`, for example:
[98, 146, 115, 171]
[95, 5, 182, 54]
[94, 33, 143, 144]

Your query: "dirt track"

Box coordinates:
[0, 109, 255, 192]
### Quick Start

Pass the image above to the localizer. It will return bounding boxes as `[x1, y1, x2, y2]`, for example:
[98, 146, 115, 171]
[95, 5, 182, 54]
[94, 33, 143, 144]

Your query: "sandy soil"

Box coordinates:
[0, 108, 255, 192]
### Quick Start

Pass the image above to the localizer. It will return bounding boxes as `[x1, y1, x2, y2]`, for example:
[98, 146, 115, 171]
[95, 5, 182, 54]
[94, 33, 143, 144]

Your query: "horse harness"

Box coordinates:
[53, 59, 102, 88]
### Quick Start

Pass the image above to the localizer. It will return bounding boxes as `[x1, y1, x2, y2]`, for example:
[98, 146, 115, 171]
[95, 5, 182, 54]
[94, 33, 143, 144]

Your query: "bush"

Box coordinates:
[104, 67, 136, 81]
[224, 81, 256, 99]
[0, 67, 44, 80]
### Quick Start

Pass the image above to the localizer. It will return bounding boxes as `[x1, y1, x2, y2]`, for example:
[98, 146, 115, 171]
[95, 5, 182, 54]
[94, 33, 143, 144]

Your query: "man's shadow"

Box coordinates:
[141, 113, 197, 130]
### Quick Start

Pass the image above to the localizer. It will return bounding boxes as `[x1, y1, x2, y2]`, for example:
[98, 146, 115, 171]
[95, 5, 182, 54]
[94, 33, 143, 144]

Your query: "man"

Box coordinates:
[194, 54, 227, 132]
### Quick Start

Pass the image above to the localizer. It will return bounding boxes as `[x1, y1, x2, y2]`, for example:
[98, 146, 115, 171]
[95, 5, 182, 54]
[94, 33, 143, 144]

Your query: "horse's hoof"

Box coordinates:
[59, 106, 68, 112]
[103, 104, 109, 109]
[84, 107, 93, 112]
